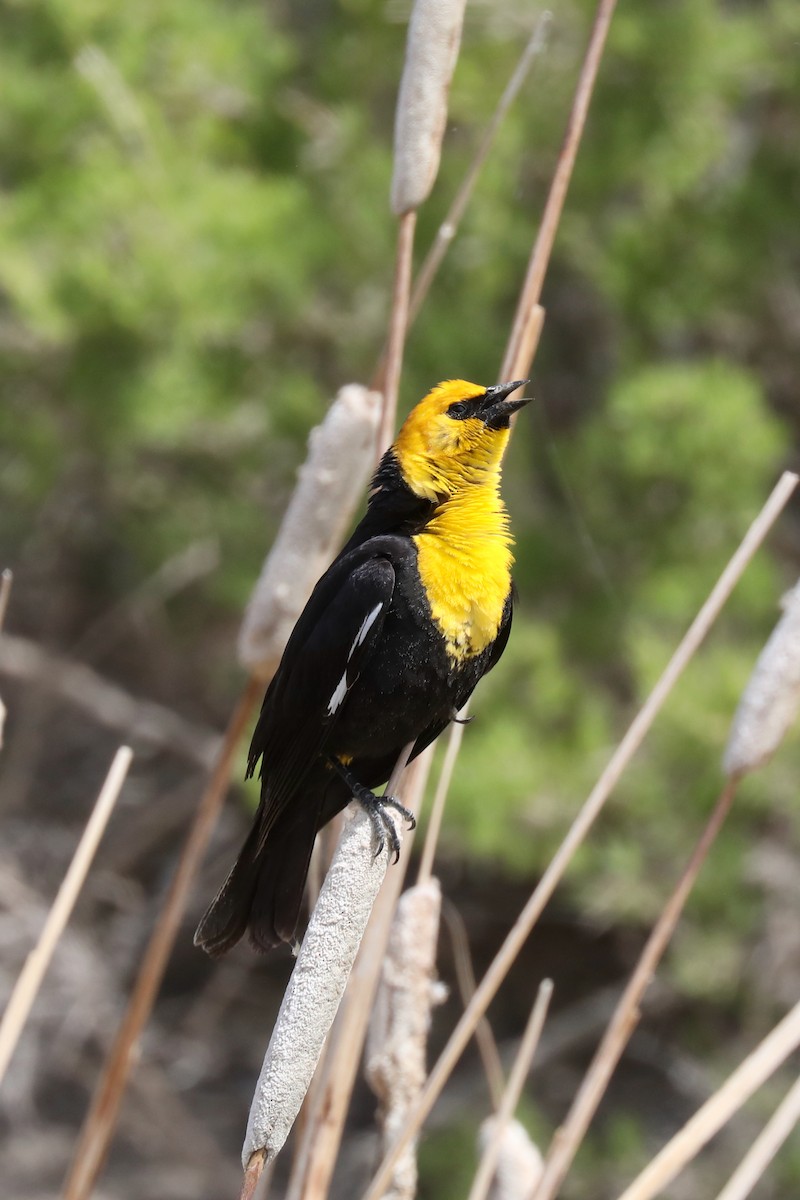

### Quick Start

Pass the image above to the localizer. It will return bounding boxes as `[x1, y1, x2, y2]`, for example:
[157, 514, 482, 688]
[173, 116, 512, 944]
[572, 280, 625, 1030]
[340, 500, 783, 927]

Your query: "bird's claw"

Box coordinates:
[359, 792, 415, 863]
[328, 756, 415, 862]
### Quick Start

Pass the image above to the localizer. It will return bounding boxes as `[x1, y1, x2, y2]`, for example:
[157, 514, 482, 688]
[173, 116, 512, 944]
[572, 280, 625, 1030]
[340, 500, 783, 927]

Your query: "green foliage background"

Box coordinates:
[2, 0, 800, 1192]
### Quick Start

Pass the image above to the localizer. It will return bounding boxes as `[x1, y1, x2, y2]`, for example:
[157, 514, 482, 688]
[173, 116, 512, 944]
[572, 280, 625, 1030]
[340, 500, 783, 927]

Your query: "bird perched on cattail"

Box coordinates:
[195, 378, 530, 955]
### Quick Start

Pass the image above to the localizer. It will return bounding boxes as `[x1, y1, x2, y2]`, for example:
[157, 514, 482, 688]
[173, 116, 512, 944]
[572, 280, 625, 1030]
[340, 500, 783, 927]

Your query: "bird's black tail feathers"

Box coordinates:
[194, 801, 323, 957]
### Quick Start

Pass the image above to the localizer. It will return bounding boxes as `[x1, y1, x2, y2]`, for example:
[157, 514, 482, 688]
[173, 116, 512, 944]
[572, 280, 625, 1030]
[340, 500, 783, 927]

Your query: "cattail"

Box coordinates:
[241, 803, 404, 1169]
[365, 879, 446, 1200]
[238, 384, 382, 678]
[477, 1118, 543, 1200]
[723, 578, 800, 777]
[391, 0, 467, 216]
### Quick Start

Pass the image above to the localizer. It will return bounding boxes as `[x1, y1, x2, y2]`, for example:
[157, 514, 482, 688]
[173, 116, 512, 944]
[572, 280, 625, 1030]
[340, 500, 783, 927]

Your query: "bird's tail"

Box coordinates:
[194, 802, 323, 957]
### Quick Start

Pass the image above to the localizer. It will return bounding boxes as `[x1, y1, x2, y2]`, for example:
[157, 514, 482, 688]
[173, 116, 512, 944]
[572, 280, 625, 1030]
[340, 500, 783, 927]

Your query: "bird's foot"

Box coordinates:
[328, 757, 416, 861]
[358, 788, 416, 862]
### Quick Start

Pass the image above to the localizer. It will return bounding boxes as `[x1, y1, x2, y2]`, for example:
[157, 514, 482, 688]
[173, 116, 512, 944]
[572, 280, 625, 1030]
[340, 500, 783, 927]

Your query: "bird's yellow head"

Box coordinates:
[392, 378, 530, 502]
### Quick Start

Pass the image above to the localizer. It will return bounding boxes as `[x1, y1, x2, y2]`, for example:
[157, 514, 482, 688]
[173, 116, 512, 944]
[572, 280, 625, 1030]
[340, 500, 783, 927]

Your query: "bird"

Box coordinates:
[194, 377, 530, 956]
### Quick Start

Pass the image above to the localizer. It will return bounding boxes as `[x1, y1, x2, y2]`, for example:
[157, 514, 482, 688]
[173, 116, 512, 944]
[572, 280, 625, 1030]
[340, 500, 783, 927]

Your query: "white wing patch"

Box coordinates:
[327, 602, 384, 717]
[348, 602, 384, 661]
[327, 670, 349, 716]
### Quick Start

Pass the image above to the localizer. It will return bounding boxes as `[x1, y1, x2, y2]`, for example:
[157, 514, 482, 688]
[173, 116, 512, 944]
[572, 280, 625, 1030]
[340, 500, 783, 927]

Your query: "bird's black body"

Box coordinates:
[195, 379, 525, 956]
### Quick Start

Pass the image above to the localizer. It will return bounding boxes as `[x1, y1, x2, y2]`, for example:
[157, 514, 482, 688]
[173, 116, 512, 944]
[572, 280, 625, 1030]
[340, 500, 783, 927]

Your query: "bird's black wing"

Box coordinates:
[246, 546, 398, 845]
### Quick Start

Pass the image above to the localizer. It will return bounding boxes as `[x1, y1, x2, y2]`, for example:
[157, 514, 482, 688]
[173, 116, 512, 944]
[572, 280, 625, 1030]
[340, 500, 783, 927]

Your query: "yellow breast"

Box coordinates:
[413, 487, 513, 661]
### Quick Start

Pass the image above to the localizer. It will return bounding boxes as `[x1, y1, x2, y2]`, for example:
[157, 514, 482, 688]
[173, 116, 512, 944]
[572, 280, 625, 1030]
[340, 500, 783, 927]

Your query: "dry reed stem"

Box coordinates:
[501, 0, 618, 381]
[240, 1149, 267, 1200]
[360, 470, 798, 1200]
[442, 901, 505, 1111]
[507, 303, 546, 388]
[530, 777, 739, 1200]
[283, 750, 433, 1200]
[615, 997, 800, 1200]
[417, 708, 467, 884]
[0, 567, 11, 630]
[376, 211, 417, 454]
[0, 745, 132, 1084]
[62, 676, 261, 1200]
[714, 1072, 800, 1200]
[407, 13, 552, 328]
[468, 979, 553, 1200]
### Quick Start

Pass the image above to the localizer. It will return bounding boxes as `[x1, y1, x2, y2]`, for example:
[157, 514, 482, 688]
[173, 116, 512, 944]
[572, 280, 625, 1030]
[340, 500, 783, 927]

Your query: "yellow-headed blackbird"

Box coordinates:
[195, 378, 529, 955]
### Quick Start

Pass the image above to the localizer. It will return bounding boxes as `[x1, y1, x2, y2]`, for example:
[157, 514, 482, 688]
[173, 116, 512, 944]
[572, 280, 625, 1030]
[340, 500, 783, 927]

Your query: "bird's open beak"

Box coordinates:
[481, 379, 531, 429]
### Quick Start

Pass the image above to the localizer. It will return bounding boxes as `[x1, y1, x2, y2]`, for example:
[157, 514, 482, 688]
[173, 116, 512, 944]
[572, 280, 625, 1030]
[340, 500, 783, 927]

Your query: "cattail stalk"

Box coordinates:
[443, 901, 506, 1111]
[469, 980, 552, 1200]
[714, 1073, 800, 1200]
[614, 998, 800, 1200]
[0, 566, 12, 627]
[530, 778, 738, 1200]
[501, 0, 618, 382]
[417, 707, 467, 884]
[0, 746, 132, 1085]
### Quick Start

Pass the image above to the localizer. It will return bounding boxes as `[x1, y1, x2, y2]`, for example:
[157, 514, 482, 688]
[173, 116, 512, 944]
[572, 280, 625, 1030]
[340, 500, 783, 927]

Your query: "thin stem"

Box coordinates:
[376, 211, 417, 454]
[0, 746, 132, 1084]
[468, 979, 553, 1200]
[714, 1073, 800, 1200]
[0, 567, 12, 631]
[240, 1149, 267, 1200]
[442, 901, 506, 1112]
[615, 999, 800, 1200]
[502, 0, 618, 381]
[531, 778, 739, 1200]
[417, 708, 467, 885]
[62, 676, 262, 1200]
[506, 303, 546, 388]
[359, 470, 798, 1200]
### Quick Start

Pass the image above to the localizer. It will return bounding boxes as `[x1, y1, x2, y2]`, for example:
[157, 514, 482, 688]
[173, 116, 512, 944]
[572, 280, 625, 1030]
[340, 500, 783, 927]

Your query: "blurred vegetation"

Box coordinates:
[2, 0, 800, 1188]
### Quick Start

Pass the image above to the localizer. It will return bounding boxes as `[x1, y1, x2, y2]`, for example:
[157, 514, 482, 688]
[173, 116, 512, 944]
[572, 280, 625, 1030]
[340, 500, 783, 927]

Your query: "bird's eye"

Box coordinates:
[447, 400, 472, 420]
